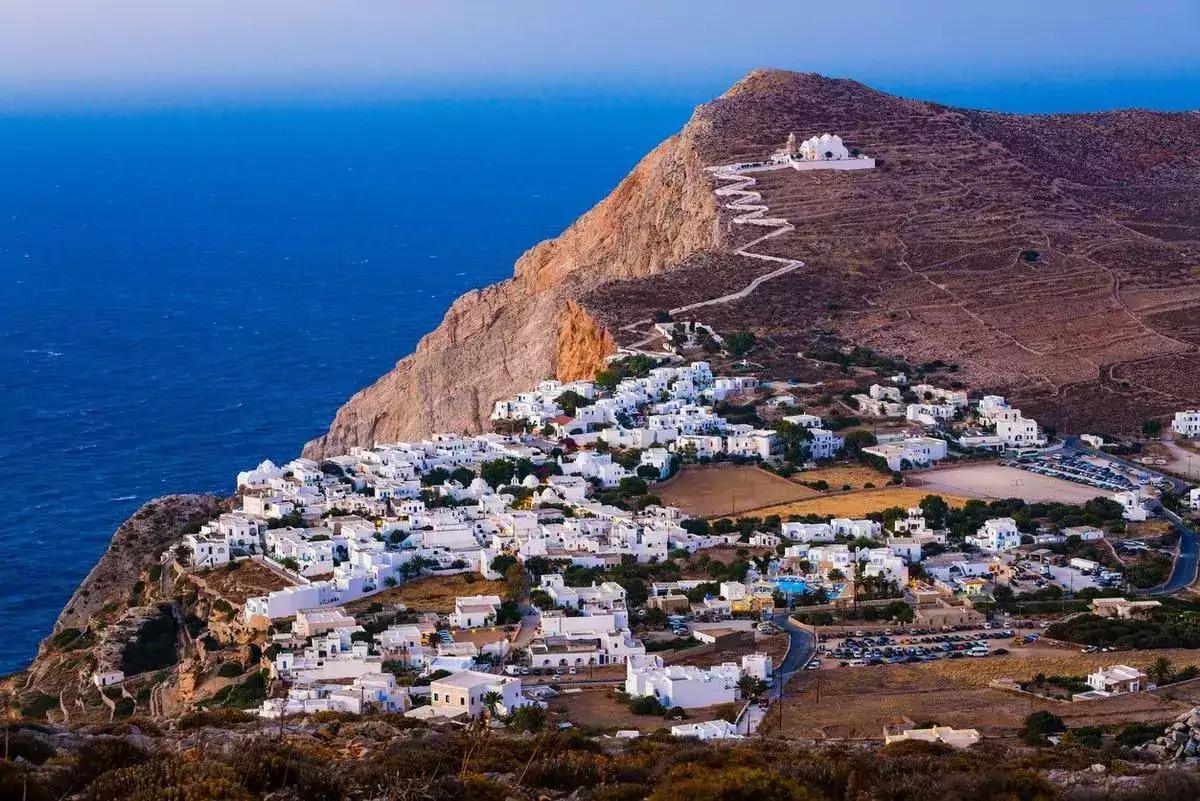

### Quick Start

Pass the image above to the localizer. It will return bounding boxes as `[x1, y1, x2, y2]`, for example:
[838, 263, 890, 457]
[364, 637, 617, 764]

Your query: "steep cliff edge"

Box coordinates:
[51, 494, 226, 638]
[302, 127, 720, 458]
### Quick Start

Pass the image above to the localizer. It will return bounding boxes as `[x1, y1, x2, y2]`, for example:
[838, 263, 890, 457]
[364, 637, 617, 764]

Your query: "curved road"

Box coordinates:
[773, 613, 816, 679]
[1146, 505, 1200, 595]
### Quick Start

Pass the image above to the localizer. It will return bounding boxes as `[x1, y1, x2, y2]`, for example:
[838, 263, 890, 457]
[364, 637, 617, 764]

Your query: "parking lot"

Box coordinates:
[1007, 452, 1151, 492]
[816, 625, 1024, 668]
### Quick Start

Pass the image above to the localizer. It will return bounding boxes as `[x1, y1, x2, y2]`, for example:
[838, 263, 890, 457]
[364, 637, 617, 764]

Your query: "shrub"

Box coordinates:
[217, 661, 244, 678]
[1065, 725, 1103, 749]
[1022, 710, 1065, 745]
[49, 628, 83, 650]
[628, 695, 666, 716]
[175, 708, 255, 730]
[507, 704, 547, 733]
[20, 693, 58, 720]
[1116, 722, 1163, 748]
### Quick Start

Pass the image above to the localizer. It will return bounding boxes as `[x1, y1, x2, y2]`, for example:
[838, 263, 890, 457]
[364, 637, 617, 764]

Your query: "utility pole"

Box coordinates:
[777, 663, 784, 733]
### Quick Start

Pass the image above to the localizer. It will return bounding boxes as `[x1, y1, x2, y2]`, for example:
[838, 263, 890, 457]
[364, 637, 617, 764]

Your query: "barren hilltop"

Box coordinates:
[304, 69, 1200, 457]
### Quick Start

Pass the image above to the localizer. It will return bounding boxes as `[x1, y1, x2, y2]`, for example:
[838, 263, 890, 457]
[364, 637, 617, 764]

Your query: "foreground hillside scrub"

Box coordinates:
[4, 717, 1200, 801]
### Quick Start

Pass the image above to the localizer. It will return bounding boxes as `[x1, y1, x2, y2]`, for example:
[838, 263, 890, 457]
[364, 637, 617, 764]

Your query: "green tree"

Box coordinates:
[843, 429, 879, 457]
[421, 467, 451, 486]
[555, 390, 590, 416]
[504, 562, 527, 600]
[489, 553, 517, 576]
[506, 704, 546, 733]
[725, 331, 757, 357]
[449, 466, 475, 486]
[919, 494, 950, 528]
[480, 458, 516, 489]
[737, 675, 768, 700]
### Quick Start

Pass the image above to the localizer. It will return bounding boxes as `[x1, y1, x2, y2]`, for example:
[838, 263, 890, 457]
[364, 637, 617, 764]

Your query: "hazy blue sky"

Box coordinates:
[1, 1, 1198, 111]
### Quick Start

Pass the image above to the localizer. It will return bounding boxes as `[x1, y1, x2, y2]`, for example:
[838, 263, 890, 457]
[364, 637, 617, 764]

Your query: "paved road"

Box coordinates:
[1145, 504, 1200, 595]
[774, 614, 816, 680]
[736, 614, 814, 735]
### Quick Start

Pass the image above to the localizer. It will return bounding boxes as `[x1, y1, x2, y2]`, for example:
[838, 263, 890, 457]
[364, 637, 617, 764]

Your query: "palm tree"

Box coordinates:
[1151, 656, 1173, 686]
[481, 690, 504, 719]
[737, 675, 766, 701]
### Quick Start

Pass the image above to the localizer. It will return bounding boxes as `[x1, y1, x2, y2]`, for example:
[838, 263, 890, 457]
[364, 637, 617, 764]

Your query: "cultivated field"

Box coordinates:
[752, 487, 970, 519]
[919, 645, 1200, 688]
[345, 574, 507, 614]
[658, 464, 817, 518]
[911, 463, 1106, 504]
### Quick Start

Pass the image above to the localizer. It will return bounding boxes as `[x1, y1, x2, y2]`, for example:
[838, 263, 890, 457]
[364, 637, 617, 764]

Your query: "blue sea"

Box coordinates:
[0, 96, 700, 674]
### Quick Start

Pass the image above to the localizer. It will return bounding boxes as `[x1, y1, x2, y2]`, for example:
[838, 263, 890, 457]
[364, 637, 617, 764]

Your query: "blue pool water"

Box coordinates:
[0, 96, 700, 674]
[773, 578, 813, 595]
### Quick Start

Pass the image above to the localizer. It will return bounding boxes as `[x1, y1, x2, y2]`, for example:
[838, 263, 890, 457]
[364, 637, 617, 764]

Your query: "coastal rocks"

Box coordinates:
[1141, 707, 1200, 761]
[302, 127, 720, 457]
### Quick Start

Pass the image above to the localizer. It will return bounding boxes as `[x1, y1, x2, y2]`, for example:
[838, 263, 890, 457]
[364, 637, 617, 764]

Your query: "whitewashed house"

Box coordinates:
[968, 518, 1021, 552]
[861, 436, 948, 470]
[625, 654, 741, 708]
[448, 594, 503, 629]
[428, 670, 527, 718]
[1172, 410, 1200, 438]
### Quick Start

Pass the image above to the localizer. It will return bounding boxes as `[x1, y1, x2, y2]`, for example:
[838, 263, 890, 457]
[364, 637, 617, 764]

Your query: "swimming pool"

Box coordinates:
[773, 577, 812, 595]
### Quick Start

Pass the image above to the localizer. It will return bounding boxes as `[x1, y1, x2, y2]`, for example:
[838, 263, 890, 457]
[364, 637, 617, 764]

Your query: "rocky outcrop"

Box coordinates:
[302, 127, 721, 458]
[51, 494, 225, 638]
[1143, 707, 1200, 761]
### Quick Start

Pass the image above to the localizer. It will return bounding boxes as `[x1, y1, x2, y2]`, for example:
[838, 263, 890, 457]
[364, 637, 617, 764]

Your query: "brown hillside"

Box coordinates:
[307, 69, 1200, 455]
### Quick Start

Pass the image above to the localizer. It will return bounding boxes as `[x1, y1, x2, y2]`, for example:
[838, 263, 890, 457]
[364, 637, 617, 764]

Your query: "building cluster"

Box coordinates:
[492, 361, 837, 464]
[181, 401, 759, 625]
[768, 132, 876, 171]
[847, 386, 1048, 468]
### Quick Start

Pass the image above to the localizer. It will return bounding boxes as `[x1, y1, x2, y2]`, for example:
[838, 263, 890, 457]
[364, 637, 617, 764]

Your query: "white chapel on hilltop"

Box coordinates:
[773, 132, 874, 171]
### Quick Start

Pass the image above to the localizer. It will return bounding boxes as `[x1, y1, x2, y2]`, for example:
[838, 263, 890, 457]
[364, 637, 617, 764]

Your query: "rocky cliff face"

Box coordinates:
[302, 127, 721, 458]
[53, 494, 225, 636]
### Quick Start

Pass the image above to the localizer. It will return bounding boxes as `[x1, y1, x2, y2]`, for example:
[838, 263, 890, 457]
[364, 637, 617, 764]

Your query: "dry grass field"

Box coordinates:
[790, 463, 893, 491]
[920, 646, 1200, 688]
[548, 687, 739, 734]
[768, 647, 1200, 741]
[658, 464, 817, 517]
[345, 574, 507, 614]
[752, 487, 971, 519]
[195, 560, 297, 606]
